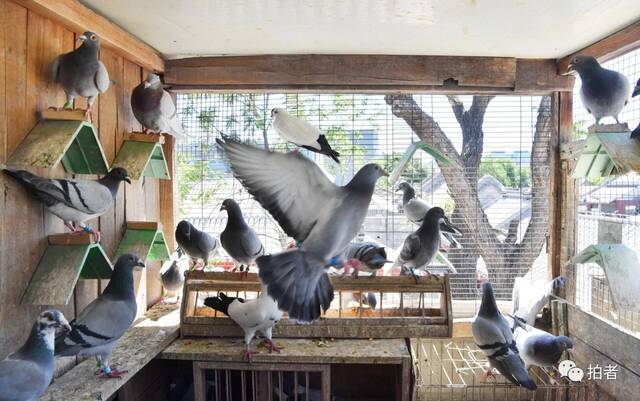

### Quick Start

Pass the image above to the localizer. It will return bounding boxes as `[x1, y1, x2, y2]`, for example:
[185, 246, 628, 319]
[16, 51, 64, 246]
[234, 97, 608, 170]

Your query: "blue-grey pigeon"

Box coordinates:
[220, 199, 265, 274]
[341, 241, 390, 277]
[131, 73, 184, 138]
[175, 220, 219, 269]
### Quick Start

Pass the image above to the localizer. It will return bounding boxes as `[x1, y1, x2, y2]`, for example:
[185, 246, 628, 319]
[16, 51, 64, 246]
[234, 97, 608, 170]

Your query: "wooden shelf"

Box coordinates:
[573, 123, 640, 179]
[111, 134, 170, 180]
[6, 115, 109, 175]
[22, 234, 113, 305]
[114, 221, 170, 263]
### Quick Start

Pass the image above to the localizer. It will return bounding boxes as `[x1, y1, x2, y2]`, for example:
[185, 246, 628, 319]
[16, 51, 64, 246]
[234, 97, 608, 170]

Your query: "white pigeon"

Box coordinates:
[271, 108, 340, 163]
[131, 73, 184, 138]
[472, 282, 537, 390]
[205, 289, 283, 361]
[512, 276, 567, 326]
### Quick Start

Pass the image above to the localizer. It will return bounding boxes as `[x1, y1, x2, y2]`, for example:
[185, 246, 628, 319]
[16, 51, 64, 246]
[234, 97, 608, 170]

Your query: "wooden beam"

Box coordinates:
[12, 0, 164, 72]
[166, 55, 573, 94]
[558, 19, 640, 74]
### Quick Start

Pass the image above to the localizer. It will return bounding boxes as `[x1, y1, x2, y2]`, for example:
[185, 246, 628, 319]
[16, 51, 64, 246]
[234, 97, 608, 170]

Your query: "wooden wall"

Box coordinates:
[0, 0, 166, 360]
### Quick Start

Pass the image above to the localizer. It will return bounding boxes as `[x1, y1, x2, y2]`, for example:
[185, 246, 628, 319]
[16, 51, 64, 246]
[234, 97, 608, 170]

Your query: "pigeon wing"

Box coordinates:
[400, 233, 421, 261]
[94, 61, 110, 93]
[29, 176, 112, 215]
[218, 138, 339, 242]
[239, 229, 264, 259]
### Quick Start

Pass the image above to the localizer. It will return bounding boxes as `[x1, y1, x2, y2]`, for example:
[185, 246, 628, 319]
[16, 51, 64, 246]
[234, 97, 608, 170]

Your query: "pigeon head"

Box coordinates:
[37, 310, 71, 334]
[532, 335, 573, 365]
[177, 220, 194, 240]
[363, 246, 389, 269]
[115, 254, 146, 271]
[395, 182, 412, 193]
[144, 73, 162, 89]
[271, 107, 285, 118]
[567, 55, 601, 75]
[105, 167, 131, 184]
[348, 164, 388, 192]
[424, 207, 462, 235]
[220, 198, 243, 216]
[78, 31, 100, 50]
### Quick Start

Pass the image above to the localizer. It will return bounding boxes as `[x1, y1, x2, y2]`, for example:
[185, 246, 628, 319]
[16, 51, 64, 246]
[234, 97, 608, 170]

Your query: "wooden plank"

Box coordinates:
[127, 221, 160, 231]
[48, 232, 95, 245]
[13, 0, 164, 72]
[558, 19, 640, 74]
[166, 55, 518, 88]
[515, 59, 574, 92]
[0, 0, 7, 360]
[159, 134, 177, 251]
[128, 132, 165, 144]
[38, 304, 180, 401]
[40, 108, 86, 121]
[161, 338, 410, 365]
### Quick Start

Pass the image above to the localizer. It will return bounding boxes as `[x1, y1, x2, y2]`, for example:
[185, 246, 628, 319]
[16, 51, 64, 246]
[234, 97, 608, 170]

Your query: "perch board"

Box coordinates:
[6, 119, 108, 175]
[114, 221, 170, 263]
[22, 235, 113, 305]
[573, 125, 640, 179]
[112, 140, 170, 180]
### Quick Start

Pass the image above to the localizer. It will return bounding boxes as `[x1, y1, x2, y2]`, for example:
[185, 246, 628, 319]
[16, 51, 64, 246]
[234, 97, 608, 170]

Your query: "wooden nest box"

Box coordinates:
[180, 271, 453, 339]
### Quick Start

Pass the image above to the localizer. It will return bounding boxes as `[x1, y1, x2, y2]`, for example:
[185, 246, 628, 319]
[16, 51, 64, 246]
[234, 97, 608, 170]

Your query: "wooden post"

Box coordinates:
[160, 110, 177, 251]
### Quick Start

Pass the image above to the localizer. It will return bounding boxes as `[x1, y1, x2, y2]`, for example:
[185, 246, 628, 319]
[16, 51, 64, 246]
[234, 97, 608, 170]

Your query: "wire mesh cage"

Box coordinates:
[411, 338, 590, 401]
[180, 271, 452, 338]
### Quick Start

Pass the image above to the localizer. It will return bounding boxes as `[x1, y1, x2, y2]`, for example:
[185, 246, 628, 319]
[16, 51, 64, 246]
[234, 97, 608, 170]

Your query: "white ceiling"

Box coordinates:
[80, 0, 640, 59]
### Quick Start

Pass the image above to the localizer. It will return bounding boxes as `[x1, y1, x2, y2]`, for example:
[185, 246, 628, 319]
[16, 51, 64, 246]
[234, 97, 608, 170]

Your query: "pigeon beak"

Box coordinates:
[565, 63, 576, 75]
[77, 34, 87, 43]
[220, 205, 226, 211]
[382, 170, 389, 177]
[441, 217, 463, 236]
[124, 176, 132, 184]
[143, 81, 151, 89]
[135, 259, 146, 269]
[60, 322, 72, 333]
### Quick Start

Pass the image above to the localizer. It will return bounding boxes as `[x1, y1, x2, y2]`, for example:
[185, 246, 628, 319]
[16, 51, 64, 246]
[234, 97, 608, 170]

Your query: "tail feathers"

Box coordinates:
[491, 353, 537, 391]
[302, 134, 340, 163]
[3, 168, 37, 185]
[257, 250, 334, 322]
[631, 123, 640, 140]
[3, 168, 58, 206]
[204, 293, 241, 316]
[168, 116, 185, 139]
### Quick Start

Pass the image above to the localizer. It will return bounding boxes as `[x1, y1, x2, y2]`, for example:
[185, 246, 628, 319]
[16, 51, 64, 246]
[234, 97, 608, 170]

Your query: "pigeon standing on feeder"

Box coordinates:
[630, 78, 640, 139]
[0, 310, 71, 401]
[204, 290, 283, 362]
[396, 182, 462, 249]
[568, 55, 630, 124]
[51, 31, 111, 121]
[3, 167, 130, 242]
[340, 241, 391, 277]
[131, 73, 184, 138]
[175, 220, 219, 269]
[511, 317, 573, 370]
[160, 249, 190, 303]
[271, 108, 341, 163]
[219, 199, 265, 275]
[55, 254, 145, 379]
[217, 137, 387, 322]
[397, 207, 461, 281]
[472, 282, 537, 391]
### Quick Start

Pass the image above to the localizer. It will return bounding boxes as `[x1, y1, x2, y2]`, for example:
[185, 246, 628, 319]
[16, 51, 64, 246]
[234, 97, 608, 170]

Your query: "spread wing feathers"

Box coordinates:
[94, 61, 110, 93]
[0, 359, 48, 400]
[56, 296, 134, 355]
[160, 90, 184, 138]
[400, 234, 421, 261]
[4, 170, 111, 214]
[218, 138, 339, 242]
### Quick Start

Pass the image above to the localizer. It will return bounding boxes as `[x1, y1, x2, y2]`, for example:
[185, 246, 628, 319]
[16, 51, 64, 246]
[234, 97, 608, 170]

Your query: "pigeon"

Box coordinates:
[512, 276, 567, 326]
[568, 55, 630, 124]
[398, 207, 461, 281]
[51, 31, 110, 120]
[219, 199, 265, 273]
[131, 73, 184, 138]
[175, 220, 219, 269]
[352, 291, 378, 310]
[630, 79, 640, 139]
[217, 137, 387, 322]
[341, 241, 390, 277]
[472, 282, 537, 390]
[55, 254, 145, 378]
[634, 78, 640, 98]
[0, 310, 71, 401]
[160, 249, 190, 303]
[271, 108, 340, 163]
[205, 290, 283, 362]
[511, 317, 573, 369]
[396, 182, 462, 248]
[3, 167, 130, 241]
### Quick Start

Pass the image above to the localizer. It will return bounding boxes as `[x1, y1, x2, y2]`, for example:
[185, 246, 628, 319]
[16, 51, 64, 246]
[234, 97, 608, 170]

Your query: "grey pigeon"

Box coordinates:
[631, 79, 640, 139]
[131, 73, 184, 138]
[396, 182, 462, 248]
[568, 55, 630, 124]
[472, 282, 537, 391]
[0, 310, 70, 401]
[352, 291, 377, 310]
[220, 199, 265, 272]
[271, 108, 340, 163]
[55, 254, 145, 378]
[205, 289, 282, 361]
[398, 207, 461, 280]
[160, 249, 189, 302]
[175, 220, 219, 269]
[512, 317, 572, 369]
[51, 31, 110, 119]
[341, 241, 390, 276]
[633, 78, 640, 98]
[217, 137, 387, 322]
[512, 276, 567, 326]
[3, 168, 130, 241]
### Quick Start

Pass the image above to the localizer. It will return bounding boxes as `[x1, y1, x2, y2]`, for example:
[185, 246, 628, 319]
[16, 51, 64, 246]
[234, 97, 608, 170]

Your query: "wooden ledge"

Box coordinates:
[160, 338, 410, 365]
[40, 109, 87, 121]
[38, 303, 180, 401]
[48, 232, 95, 245]
[127, 132, 166, 144]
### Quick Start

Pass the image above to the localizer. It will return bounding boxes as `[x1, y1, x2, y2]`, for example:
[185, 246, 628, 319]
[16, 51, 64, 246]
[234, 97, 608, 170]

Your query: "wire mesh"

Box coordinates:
[412, 338, 589, 401]
[176, 93, 553, 311]
[571, 48, 640, 335]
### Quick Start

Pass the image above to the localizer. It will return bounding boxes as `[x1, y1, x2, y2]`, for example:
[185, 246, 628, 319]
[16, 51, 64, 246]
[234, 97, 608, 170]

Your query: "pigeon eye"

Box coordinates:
[90, 35, 97, 41]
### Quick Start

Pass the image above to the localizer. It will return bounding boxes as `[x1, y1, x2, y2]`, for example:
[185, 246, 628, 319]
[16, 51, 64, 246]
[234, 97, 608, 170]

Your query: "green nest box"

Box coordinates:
[7, 114, 109, 175]
[112, 134, 170, 180]
[114, 221, 170, 263]
[22, 233, 113, 306]
[573, 124, 640, 179]
[389, 141, 450, 186]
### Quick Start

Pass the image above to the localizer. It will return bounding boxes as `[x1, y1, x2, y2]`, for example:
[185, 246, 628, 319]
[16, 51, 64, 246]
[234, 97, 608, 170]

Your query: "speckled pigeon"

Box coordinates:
[131, 73, 184, 138]
[217, 137, 387, 322]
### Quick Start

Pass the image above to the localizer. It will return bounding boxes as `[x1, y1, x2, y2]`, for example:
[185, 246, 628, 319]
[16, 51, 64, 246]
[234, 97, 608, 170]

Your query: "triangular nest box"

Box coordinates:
[22, 233, 113, 305]
[112, 133, 170, 180]
[7, 111, 109, 174]
[573, 124, 640, 179]
[389, 141, 450, 186]
[114, 221, 170, 263]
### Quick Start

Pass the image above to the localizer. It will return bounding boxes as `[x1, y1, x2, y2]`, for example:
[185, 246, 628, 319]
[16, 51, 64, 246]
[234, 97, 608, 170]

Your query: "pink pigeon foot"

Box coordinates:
[265, 339, 283, 354]
[242, 346, 257, 362]
[99, 367, 128, 379]
[341, 259, 362, 277]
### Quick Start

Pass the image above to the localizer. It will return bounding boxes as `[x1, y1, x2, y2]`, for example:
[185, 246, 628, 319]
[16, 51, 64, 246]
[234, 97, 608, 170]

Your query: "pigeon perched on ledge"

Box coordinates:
[175, 220, 219, 269]
[131, 73, 184, 138]
[272, 108, 340, 163]
[220, 199, 264, 273]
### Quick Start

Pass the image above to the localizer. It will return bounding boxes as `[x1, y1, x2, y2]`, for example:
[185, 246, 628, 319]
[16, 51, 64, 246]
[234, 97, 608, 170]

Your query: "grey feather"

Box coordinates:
[342, 241, 389, 274]
[512, 276, 566, 326]
[131, 73, 184, 138]
[175, 220, 219, 265]
[512, 317, 573, 369]
[220, 199, 264, 267]
[160, 250, 189, 293]
[217, 137, 386, 322]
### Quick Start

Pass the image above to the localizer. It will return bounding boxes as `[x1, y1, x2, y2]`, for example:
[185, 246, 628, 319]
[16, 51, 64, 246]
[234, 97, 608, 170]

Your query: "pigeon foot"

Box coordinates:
[99, 367, 128, 379]
[242, 347, 257, 362]
[265, 339, 283, 354]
